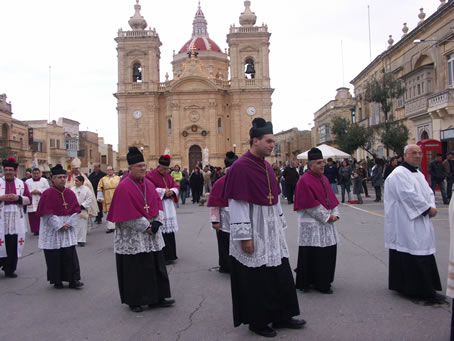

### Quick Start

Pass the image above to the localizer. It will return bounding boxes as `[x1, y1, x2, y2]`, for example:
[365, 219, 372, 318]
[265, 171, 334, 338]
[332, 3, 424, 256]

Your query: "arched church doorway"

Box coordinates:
[189, 145, 202, 172]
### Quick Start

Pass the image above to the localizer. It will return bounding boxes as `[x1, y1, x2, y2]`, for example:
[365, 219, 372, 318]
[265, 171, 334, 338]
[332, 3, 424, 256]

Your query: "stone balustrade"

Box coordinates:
[428, 89, 454, 110]
[117, 30, 158, 38]
[229, 25, 268, 34]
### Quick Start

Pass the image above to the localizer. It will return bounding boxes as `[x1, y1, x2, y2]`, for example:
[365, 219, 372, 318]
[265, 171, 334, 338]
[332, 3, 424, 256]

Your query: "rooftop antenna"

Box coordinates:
[48, 65, 51, 123]
[368, 5, 372, 61]
[341, 40, 345, 87]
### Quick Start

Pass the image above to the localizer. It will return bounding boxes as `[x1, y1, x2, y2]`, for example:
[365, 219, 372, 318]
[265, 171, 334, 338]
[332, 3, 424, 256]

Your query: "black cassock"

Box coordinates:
[162, 232, 177, 261]
[116, 250, 171, 306]
[230, 257, 300, 328]
[44, 246, 81, 284]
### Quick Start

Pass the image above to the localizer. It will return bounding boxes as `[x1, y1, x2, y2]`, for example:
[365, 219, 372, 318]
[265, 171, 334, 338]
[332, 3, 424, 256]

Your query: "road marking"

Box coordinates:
[342, 203, 384, 218]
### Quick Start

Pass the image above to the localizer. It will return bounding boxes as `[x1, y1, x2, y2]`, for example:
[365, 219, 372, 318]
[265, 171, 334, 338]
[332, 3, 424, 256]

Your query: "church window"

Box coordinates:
[351, 108, 356, 124]
[50, 138, 55, 148]
[132, 63, 142, 82]
[56, 139, 60, 149]
[168, 119, 172, 135]
[244, 58, 256, 79]
[218, 118, 222, 133]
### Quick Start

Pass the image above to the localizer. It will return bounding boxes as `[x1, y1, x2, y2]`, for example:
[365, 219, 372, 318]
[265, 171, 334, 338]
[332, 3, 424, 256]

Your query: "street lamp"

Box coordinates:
[233, 144, 236, 153]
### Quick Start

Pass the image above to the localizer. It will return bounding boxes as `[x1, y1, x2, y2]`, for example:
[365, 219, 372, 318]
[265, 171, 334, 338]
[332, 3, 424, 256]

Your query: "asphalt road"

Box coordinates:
[0, 190, 451, 341]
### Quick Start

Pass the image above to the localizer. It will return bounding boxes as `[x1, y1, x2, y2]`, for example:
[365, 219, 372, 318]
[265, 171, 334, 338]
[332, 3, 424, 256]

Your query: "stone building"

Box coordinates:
[350, 2, 454, 158]
[274, 128, 312, 165]
[115, 1, 273, 170]
[0, 94, 32, 175]
[98, 137, 115, 171]
[312, 87, 356, 148]
[58, 117, 79, 159]
[79, 131, 100, 174]
[24, 120, 66, 171]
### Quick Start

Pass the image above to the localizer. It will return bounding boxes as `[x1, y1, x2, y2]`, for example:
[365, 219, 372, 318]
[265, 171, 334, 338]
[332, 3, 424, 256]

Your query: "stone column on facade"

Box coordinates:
[171, 100, 181, 159]
[231, 101, 242, 154]
[208, 99, 217, 161]
[117, 104, 128, 169]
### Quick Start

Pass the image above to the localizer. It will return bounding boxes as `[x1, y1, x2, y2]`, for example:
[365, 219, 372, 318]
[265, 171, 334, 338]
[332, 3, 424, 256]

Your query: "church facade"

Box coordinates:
[115, 1, 273, 170]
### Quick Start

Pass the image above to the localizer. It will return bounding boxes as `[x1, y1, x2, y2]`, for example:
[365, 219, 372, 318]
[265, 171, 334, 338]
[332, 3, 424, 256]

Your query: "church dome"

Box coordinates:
[178, 2, 222, 54]
[179, 37, 221, 54]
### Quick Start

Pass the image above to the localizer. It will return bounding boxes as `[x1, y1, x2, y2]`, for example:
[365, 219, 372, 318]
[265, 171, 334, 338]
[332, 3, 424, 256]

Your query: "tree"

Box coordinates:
[380, 121, 409, 157]
[365, 72, 405, 122]
[331, 117, 375, 156]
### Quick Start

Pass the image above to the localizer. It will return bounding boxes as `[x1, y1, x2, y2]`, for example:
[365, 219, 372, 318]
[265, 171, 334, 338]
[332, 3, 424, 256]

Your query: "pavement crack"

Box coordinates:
[338, 231, 386, 267]
[21, 249, 43, 259]
[175, 296, 206, 341]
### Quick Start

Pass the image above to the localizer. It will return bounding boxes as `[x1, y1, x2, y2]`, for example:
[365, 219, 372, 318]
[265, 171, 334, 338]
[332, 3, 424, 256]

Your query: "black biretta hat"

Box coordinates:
[308, 147, 323, 161]
[224, 151, 238, 168]
[158, 154, 171, 166]
[127, 146, 144, 165]
[51, 164, 66, 175]
[2, 157, 18, 169]
[249, 118, 273, 139]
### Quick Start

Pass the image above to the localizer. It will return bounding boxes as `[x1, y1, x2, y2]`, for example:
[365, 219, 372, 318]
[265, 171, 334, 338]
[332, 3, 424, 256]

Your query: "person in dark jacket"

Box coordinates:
[370, 158, 384, 202]
[189, 167, 204, 204]
[282, 161, 299, 204]
[179, 173, 189, 205]
[324, 158, 338, 194]
[338, 160, 352, 203]
[88, 163, 106, 223]
[429, 153, 448, 204]
[383, 157, 398, 180]
[352, 162, 364, 204]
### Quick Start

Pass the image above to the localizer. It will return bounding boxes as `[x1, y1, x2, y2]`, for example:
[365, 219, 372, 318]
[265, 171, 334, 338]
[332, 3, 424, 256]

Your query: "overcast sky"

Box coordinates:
[0, 0, 441, 150]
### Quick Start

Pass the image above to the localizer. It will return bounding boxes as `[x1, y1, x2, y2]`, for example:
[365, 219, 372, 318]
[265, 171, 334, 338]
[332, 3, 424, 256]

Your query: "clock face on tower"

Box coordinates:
[133, 110, 142, 119]
[247, 106, 256, 116]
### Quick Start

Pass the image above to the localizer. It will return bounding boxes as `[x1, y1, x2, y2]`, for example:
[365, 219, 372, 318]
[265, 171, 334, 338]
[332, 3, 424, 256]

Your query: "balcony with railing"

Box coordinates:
[405, 95, 428, 118]
[428, 89, 454, 112]
[229, 25, 268, 34]
[49, 147, 66, 157]
[117, 29, 159, 39]
[0, 138, 22, 150]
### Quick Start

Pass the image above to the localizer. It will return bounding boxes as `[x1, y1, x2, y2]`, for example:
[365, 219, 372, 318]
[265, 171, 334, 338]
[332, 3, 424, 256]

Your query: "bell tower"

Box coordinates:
[115, 0, 162, 168]
[226, 1, 273, 154]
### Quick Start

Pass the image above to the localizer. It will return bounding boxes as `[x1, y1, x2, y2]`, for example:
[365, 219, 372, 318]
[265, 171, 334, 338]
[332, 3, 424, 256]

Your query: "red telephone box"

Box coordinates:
[417, 139, 442, 182]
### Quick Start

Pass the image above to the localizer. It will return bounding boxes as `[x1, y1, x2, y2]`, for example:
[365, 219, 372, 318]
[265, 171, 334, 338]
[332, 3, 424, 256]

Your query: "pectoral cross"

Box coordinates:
[62, 201, 68, 209]
[144, 203, 150, 213]
[267, 191, 274, 205]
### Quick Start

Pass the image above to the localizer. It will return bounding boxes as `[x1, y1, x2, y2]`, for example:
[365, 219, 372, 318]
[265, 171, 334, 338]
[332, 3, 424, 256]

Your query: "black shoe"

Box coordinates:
[249, 325, 277, 338]
[68, 281, 84, 289]
[53, 282, 64, 289]
[159, 298, 175, 308]
[33, 232, 39, 236]
[272, 318, 306, 330]
[78, 242, 85, 247]
[106, 229, 114, 234]
[319, 288, 333, 294]
[129, 305, 143, 313]
[5, 272, 18, 278]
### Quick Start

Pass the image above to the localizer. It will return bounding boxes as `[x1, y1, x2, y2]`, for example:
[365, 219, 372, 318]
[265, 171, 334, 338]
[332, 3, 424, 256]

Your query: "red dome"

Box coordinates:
[179, 37, 221, 54]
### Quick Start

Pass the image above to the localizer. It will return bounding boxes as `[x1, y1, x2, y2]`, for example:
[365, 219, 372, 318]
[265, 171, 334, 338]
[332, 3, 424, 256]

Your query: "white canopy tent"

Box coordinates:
[297, 144, 351, 160]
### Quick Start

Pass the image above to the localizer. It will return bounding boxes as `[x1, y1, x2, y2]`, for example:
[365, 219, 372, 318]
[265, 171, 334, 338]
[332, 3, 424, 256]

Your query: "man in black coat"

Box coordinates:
[88, 163, 106, 223]
[282, 161, 299, 204]
[428, 153, 448, 204]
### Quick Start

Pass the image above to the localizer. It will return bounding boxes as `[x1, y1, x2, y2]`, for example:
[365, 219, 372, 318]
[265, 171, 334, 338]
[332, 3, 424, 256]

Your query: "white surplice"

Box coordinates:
[38, 213, 79, 250]
[210, 207, 231, 233]
[384, 166, 436, 256]
[25, 178, 49, 213]
[297, 204, 339, 247]
[71, 185, 92, 243]
[228, 197, 289, 268]
[155, 187, 179, 233]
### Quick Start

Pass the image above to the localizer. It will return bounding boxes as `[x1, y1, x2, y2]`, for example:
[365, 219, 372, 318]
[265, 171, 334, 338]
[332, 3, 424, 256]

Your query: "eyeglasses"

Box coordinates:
[408, 152, 423, 156]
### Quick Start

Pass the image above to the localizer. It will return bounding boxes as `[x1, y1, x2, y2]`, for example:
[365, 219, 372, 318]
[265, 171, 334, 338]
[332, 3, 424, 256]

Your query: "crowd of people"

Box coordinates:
[0, 117, 452, 338]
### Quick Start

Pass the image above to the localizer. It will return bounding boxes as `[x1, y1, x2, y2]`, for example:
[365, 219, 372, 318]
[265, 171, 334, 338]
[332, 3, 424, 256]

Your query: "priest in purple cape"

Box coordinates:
[107, 147, 174, 313]
[223, 118, 305, 338]
[146, 154, 180, 263]
[294, 147, 340, 294]
[207, 151, 238, 274]
[37, 164, 83, 289]
[0, 157, 31, 278]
